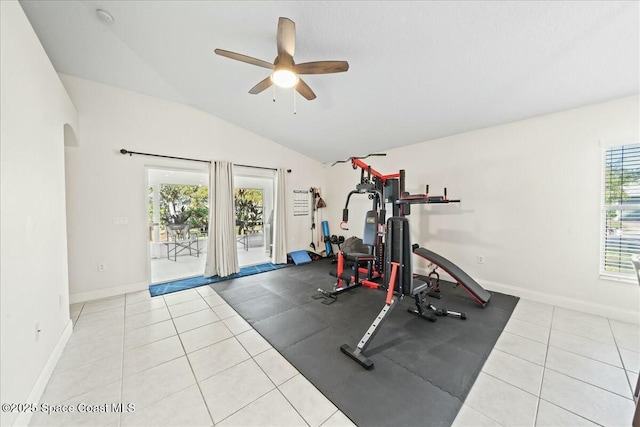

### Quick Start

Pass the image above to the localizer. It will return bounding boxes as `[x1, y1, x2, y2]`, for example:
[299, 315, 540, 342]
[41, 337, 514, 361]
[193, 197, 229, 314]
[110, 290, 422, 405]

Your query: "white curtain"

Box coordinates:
[204, 161, 239, 277]
[272, 168, 288, 264]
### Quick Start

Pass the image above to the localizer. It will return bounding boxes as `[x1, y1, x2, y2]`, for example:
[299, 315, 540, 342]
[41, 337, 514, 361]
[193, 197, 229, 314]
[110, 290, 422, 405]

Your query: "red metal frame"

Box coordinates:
[351, 158, 400, 184]
[385, 262, 399, 305]
[361, 280, 379, 289]
[336, 251, 345, 287]
[335, 251, 381, 290]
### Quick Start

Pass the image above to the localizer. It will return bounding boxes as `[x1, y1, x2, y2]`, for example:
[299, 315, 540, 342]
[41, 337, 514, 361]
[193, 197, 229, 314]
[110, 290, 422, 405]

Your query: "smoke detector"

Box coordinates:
[96, 9, 114, 24]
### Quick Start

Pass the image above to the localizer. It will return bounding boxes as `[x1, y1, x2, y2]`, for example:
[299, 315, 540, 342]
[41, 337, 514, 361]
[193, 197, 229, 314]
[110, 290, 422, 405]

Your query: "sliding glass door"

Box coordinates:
[234, 168, 274, 267]
[148, 167, 209, 283]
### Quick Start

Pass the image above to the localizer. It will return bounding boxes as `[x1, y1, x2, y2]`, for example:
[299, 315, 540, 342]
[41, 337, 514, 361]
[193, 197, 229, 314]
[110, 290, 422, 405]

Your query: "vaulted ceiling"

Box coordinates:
[20, 1, 639, 163]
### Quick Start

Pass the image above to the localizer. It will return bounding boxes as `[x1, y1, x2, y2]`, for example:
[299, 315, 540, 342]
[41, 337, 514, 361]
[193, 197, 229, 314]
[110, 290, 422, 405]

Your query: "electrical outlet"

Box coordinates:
[98, 263, 106, 272]
[477, 255, 485, 264]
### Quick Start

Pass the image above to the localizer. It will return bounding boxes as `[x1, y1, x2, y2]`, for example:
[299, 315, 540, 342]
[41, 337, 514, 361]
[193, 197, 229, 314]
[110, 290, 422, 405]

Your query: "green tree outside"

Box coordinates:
[604, 165, 640, 219]
[149, 184, 210, 234]
[149, 185, 264, 238]
[235, 189, 263, 234]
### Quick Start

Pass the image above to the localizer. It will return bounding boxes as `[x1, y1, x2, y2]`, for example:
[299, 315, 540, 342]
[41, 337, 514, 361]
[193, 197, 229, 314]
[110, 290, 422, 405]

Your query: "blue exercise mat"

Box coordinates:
[149, 262, 290, 297]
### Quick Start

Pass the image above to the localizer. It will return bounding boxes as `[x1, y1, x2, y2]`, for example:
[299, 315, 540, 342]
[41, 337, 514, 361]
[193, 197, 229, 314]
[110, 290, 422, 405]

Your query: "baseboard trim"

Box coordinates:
[14, 319, 73, 427]
[479, 279, 640, 325]
[70, 281, 149, 304]
[413, 267, 639, 324]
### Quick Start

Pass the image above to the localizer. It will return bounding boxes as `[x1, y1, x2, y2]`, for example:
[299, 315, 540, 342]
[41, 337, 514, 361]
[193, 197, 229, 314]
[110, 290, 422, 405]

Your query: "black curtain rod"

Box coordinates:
[235, 163, 279, 172]
[120, 149, 290, 172]
[120, 149, 209, 163]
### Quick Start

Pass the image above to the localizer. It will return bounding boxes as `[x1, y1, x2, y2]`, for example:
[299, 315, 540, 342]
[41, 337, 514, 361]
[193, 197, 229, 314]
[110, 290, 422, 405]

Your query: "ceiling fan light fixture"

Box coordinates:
[215, 17, 347, 100]
[271, 68, 299, 88]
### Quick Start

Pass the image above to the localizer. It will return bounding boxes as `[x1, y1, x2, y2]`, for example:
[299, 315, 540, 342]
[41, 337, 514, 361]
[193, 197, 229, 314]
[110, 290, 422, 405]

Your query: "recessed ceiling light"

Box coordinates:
[96, 9, 114, 24]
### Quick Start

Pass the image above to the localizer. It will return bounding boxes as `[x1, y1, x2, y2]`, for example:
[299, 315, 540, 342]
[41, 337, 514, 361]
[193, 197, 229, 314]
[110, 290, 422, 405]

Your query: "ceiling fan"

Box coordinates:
[214, 17, 349, 100]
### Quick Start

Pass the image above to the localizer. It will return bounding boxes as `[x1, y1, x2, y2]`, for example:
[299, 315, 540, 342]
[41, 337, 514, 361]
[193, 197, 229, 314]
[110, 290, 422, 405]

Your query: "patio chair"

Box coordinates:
[236, 219, 248, 251]
[164, 224, 199, 261]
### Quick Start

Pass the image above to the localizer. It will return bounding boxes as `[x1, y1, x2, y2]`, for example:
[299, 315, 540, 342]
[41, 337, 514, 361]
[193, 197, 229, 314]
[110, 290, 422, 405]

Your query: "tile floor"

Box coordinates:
[452, 299, 639, 427]
[33, 289, 638, 427]
[32, 286, 354, 427]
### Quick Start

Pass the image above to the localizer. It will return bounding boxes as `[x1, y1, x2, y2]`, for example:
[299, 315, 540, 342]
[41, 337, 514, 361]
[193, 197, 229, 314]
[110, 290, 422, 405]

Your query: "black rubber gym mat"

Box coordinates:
[208, 259, 518, 427]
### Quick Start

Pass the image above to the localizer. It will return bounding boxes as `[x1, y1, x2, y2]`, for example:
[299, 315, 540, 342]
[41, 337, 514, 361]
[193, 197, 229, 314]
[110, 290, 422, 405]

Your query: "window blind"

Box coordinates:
[601, 143, 640, 278]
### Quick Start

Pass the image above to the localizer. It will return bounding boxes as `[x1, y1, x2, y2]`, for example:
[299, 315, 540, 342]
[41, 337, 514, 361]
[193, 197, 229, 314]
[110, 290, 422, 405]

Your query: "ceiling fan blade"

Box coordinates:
[294, 61, 349, 74]
[296, 78, 316, 100]
[248, 76, 273, 94]
[277, 17, 295, 65]
[214, 49, 274, 70]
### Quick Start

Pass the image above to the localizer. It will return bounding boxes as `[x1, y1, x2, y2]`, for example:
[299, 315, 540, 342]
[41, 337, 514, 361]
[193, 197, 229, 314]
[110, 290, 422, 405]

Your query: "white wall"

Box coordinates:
[0, 2, 78, 425]
[325, 96, 640, 323]
[60, 75, 326, 302]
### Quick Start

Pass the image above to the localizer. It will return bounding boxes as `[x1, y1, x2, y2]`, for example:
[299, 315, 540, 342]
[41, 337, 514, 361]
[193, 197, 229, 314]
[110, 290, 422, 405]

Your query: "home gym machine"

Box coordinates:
[317, 155, 491, 306]
[314, 158, 390, 304]
[341, 215, 468, 369]
[321, 155, 492, 369]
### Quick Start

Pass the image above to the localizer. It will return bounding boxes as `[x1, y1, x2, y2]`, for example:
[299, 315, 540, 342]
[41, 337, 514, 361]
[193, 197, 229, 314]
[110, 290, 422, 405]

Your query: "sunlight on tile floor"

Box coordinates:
[35, 288, 638, 427]
[36, 287, 353, 427]
[151, 246, 270, 284]
[452, 299, 638, 427]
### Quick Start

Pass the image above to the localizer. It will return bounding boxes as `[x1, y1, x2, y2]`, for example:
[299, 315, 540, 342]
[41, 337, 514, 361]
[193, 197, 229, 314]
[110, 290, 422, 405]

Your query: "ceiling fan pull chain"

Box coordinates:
[293, 89, 297, 115]
[273, 85, 276, 103]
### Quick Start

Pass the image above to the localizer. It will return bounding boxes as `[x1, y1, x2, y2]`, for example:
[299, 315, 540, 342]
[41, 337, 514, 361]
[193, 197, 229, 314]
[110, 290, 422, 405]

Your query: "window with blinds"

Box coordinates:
[602, 143, 640, 279]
